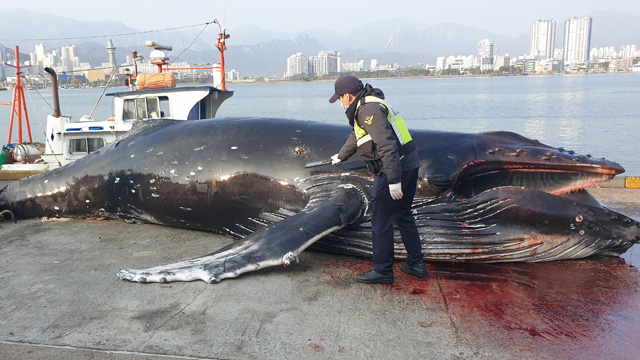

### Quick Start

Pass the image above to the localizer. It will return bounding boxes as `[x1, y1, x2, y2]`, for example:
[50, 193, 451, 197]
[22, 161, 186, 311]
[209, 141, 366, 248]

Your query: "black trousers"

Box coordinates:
[371, 168, 424, 275]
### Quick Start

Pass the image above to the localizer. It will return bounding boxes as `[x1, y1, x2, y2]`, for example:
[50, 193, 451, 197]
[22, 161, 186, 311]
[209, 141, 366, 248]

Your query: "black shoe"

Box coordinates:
[400, 263, 429, 278]
[356, 269, 394, 284]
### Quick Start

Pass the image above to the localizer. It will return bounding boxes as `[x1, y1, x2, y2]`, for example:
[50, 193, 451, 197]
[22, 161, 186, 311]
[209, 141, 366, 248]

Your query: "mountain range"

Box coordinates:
[1, 9, 640, 77]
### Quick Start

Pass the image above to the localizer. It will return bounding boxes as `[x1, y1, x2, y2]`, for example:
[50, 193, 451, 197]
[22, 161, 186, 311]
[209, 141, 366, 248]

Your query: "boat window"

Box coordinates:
[69, 139, 87, 154]
[69, 138, 105, 154]
[123, 96, 169, 120]
[187, 98, 207, 120]
[159, 96, 170, 117]
[87, 138, 105, 152]
[147, 97, 160, 118]
[135, 98, 147, 120]
[123, 99, 136, 120]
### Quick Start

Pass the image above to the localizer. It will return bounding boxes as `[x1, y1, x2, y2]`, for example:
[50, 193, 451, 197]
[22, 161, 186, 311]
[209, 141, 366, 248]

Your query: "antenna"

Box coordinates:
[146, 41, 172, 72]
[145, 41, 172, 51]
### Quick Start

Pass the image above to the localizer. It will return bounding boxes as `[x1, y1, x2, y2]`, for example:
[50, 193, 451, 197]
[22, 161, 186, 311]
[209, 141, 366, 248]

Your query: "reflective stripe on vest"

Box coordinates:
[353, 96, 413, 146]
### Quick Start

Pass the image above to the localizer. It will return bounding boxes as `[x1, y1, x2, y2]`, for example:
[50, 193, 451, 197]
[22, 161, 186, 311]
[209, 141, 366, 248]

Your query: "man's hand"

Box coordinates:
[331, 153, 342, 165]
[389, 182, 403, 200]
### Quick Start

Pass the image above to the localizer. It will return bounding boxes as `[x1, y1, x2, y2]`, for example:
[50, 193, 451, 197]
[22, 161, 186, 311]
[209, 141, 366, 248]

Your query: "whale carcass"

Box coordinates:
[1, 118, 638, 283]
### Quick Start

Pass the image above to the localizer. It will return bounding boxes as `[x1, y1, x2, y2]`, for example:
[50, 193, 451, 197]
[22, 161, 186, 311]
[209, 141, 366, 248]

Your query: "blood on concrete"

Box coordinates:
[326, 255, 640, 360]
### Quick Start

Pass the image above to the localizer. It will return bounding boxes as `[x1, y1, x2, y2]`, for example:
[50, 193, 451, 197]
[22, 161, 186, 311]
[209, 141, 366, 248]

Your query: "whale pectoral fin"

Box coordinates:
[117, 185, 367, 283]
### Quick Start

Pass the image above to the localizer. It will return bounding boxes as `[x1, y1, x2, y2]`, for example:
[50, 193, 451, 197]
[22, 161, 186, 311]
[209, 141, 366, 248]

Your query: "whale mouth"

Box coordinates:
[453, 168, 621, 198]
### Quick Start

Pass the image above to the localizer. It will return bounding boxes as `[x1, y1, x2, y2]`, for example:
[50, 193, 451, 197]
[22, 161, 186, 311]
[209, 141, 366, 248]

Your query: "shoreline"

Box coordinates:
[3, 69, 637, 90]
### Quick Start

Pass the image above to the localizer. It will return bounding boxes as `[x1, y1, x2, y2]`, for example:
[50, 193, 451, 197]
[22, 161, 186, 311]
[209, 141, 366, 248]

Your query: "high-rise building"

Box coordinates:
[563, 16, 592, 67]
[619, 45, 639, 59]
[34, 43, 47, 68]
[494, 54, 511, 71]
[316, 51, 340, 76]
[530, 19, 556, 59]
[307, 51, 340, 76]
[342, 60, 364, 72]
[60, 45, 79, 72]
[477, 39, 494, 71]
[286, 52, 306, 77]
[436, 57, 445, 72]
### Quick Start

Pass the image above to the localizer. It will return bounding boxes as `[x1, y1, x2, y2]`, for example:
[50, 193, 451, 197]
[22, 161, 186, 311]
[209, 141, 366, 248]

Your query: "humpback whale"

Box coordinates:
[1, 118, 638, 283]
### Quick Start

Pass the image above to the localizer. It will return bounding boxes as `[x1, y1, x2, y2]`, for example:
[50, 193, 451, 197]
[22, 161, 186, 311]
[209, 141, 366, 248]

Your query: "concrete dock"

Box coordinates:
[1, 181, 639, 360]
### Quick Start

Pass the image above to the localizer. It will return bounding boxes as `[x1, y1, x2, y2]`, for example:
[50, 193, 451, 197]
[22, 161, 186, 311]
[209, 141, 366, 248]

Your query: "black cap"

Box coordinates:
[329, 76, 363, 103]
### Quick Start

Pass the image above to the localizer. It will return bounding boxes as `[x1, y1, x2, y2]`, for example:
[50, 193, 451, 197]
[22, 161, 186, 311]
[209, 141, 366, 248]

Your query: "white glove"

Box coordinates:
[331, 153, 342, 165]
[389, 182, 403, 200]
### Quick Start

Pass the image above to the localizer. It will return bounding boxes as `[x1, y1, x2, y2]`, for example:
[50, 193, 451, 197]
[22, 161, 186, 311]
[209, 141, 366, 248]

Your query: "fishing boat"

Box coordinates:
[1, 21, 232, 180]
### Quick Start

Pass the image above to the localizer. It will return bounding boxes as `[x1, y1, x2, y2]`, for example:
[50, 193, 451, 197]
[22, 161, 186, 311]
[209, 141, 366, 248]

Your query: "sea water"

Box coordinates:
[1, 73, 639, 174]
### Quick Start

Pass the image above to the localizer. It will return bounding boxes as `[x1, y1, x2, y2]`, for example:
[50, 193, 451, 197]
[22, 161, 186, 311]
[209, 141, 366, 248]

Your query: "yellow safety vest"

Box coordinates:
[353, 96, 413, 149]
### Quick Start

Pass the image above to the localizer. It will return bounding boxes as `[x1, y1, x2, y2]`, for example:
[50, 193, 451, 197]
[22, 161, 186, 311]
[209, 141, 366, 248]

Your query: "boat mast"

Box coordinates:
[160, 20, 230, 91]
[2, 46, 33, 144]
[213, 19, 229, 91]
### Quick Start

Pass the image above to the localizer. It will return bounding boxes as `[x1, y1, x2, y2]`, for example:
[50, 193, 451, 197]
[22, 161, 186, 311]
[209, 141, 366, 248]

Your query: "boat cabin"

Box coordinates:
[41, 84, 233, 166]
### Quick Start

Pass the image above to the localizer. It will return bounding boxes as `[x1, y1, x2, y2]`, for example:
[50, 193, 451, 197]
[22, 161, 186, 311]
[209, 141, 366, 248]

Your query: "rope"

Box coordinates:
[89, 66, 119, 119]
[47, 64, 133, 75]
[172, 22, 213, 63]
[26, 83, 55, 113]
[0, 21, 216, 42]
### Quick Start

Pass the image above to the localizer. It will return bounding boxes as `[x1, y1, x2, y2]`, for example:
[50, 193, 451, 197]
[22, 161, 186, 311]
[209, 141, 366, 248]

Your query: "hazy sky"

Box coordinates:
[5, 1, 640, 36]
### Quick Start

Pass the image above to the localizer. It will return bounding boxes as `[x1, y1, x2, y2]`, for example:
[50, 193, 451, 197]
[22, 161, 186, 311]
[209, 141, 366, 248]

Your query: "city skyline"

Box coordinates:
[3, 1, 640, 38]
[2, 11, 639, 80]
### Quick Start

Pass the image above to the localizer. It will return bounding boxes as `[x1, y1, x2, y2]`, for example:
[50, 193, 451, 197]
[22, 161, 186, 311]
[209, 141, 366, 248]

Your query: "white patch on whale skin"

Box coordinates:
[193, 146, 206, 151]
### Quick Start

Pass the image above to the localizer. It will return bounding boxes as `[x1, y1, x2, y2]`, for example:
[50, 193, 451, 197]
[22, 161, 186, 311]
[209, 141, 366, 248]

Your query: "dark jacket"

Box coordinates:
[337, 85, 419, 184]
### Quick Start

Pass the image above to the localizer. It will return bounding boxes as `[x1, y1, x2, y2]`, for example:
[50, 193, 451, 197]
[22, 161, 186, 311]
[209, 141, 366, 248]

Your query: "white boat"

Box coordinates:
[632, 64, 640, 72]
[40, 70, 233, 168]
[1, 23, 232, 180]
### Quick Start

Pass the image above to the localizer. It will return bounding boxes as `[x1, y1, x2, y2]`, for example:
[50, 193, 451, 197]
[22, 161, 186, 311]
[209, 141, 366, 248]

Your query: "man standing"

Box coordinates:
[329, 75, 428, 284]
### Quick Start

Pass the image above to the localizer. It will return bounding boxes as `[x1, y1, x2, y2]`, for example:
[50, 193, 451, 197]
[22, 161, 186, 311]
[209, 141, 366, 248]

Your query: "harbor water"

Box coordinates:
[1, 73, 639, 174]
[1, 73, 640, 360]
